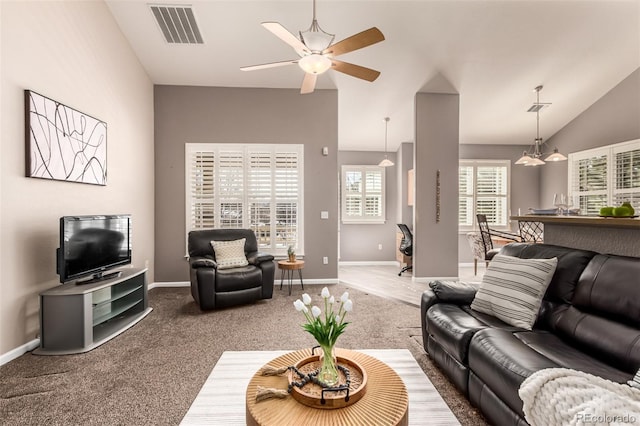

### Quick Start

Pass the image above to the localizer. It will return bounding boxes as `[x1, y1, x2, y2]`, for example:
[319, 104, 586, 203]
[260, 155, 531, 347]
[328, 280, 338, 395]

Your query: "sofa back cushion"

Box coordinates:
[573, 254, 640, 327]
[550, 254, 640, 374]
[188, 229, 258, 257]
[499, 243, 597, 305]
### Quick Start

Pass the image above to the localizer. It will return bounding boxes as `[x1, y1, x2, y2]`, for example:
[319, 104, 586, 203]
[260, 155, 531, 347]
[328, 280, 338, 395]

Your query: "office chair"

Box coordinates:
[397, 224, 413, 276]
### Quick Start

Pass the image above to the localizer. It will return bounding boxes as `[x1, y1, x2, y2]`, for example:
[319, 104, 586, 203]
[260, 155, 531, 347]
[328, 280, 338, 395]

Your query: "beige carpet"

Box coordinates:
[0, 283, 488, 425]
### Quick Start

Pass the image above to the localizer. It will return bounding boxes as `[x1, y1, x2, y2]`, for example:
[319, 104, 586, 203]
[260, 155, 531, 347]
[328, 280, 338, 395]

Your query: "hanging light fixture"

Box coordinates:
[378, 117, 394, 167]
[515, 85, 567, 166]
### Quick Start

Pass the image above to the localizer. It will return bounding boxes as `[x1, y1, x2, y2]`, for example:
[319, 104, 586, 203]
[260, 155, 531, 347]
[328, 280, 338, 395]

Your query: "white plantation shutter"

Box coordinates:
[186, 144, 304, 255]
[459, 160, 510, 230]
[341, 165, 386, 223]
[568, 140, 640, 215]
[613, 143, 640, 207]
[188, 151, 215, 229]
[218, 151, 244, 228]
[274, 151, 299, 250]
[459, 166, 474, 227]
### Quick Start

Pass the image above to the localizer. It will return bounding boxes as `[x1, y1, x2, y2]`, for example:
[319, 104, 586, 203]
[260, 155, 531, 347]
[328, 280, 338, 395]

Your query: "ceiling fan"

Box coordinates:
[240, 0, 385, 94]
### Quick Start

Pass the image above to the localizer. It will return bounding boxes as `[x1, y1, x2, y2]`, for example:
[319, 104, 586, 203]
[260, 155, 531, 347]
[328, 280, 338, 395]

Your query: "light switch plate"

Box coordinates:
[320, 211, 329, 219]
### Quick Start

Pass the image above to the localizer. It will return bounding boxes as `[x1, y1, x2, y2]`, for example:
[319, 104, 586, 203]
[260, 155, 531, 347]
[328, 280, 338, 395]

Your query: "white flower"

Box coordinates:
[344, 299, 353, 312]
[340, 292, 349, 303]
[311, 306, 321, 318]
[335, 315, 341, 323]
[293, 299, 305, 311]
[302, 293, 312, 305]
[329, 296, 335, 304]
[302, 306, 309, 313]
[321, 287, 330, 299]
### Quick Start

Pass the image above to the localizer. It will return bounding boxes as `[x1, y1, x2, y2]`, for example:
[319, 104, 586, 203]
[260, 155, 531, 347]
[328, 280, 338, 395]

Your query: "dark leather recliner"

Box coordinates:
[421, 243, 640, 425]
[188, 229, 275, 310]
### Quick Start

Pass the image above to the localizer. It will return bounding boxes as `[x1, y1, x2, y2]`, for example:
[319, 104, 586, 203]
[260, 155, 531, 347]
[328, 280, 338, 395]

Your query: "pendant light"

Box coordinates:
[515, 85, 567, 166]
[378, 117, 394, 167]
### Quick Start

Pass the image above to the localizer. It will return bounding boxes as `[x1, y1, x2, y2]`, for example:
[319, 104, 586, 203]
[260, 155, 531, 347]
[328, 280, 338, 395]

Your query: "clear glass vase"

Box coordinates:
[318, 344, 340, 387]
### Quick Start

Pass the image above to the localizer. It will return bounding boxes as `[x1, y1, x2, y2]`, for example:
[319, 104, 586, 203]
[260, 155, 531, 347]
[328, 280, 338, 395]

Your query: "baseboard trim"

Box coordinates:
[148, 279, 340, 290]
[412, 276, 459, 284]
[149, 281, 190, 290]
[339, 261, 400, 266]
[1, 338, 40, 366]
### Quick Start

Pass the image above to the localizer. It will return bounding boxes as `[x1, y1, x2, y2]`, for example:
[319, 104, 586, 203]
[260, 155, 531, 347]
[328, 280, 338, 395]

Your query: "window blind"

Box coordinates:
[186, 144, 304, 255]
[459, 160, 510, 230]
[341, 165, 386, 223]
[568, 139, 639, 215]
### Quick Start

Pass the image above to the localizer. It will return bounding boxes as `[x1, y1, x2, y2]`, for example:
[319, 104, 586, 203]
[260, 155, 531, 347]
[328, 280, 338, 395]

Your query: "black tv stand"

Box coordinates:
[76, 270, 122, 285]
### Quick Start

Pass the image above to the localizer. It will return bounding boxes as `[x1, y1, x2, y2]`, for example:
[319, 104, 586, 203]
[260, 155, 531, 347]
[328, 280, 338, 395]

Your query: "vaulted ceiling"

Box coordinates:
[106, 0, 640, 152]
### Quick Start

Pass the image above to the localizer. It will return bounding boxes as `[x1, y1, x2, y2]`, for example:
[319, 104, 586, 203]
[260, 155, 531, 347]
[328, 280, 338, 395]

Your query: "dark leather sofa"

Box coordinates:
[188, 229, 275, 310]
[421, 243, 640, 425]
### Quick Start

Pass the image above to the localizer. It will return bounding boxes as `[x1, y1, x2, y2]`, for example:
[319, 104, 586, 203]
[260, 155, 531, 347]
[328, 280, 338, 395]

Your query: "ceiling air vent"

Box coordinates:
[150, 4, 203, 44]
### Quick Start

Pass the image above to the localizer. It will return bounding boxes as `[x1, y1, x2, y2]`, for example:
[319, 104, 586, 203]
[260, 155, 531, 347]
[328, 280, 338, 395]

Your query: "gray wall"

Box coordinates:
[458, 144, 541, 262]
[154, 86, 339, 282]
[414, 92, 459, 279]
[541, 68, 640, 203]
[338, 151, 398, 262]
[397, 142, 414, 227]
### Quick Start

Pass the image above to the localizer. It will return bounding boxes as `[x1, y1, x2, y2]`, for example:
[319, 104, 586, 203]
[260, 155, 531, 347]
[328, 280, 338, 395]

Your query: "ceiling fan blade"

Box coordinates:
[323, 27, 385, 57]
[301, 73, 317, 94]
[240, 60, 298, 71]
[262, 22, 310, 54]
[331, 59, 380, 82]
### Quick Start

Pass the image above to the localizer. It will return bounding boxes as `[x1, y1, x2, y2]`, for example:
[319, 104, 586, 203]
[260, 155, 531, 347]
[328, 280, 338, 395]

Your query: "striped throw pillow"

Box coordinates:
[210, 238, 248, 270]
[470, 254, 558, 330]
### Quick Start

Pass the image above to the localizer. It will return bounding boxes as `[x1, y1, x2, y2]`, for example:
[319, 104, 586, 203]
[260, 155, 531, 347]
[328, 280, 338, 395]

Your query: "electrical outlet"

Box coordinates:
[323, 256, 329, 265]
[378, 244, 383, 250]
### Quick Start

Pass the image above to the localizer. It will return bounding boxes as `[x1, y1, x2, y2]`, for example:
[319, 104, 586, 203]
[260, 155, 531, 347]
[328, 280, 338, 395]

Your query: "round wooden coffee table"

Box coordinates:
[246, 348, 408, 426]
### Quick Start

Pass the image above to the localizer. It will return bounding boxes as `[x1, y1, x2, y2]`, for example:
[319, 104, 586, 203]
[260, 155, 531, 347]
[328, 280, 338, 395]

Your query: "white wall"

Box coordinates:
[0, 1, 154, 355]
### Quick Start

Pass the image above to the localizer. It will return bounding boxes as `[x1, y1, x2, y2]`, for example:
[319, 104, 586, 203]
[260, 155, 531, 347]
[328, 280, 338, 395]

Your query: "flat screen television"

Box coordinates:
[57, 215, 131, 284]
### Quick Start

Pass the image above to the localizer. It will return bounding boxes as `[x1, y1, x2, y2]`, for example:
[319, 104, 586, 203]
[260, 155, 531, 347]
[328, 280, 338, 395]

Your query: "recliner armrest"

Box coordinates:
[247, 251, 275, 265]
[190, 256, 217, 269]
[429, 280, 478, 304]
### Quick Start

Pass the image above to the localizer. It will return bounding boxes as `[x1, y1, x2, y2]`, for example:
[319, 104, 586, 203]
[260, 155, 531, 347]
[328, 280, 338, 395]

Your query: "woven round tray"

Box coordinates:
[246, 348, 408, 426]
[288, 352, 367, 409]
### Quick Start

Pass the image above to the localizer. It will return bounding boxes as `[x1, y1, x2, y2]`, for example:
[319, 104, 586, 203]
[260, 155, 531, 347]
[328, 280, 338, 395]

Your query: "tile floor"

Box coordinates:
[338, 263, 486, 307]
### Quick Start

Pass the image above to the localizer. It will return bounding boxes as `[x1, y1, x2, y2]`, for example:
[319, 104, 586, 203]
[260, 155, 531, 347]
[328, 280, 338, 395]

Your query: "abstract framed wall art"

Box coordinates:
[25, 90, 107, 185]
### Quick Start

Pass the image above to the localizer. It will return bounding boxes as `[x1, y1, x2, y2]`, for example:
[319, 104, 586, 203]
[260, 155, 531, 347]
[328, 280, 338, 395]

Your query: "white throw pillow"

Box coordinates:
[210, 238, 249, 270]
[470, 254, 558, 330]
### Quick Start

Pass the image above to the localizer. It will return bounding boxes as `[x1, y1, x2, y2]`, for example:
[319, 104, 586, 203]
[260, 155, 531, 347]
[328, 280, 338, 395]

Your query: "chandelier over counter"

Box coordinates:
[378, 117, 394, 167]
[515, 85, 567, 166]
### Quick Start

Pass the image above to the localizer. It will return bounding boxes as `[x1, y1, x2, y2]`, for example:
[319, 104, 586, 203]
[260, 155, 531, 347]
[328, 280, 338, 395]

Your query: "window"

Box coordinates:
[341, 165, 386, 223]
[459, 160, 510, 230]
[568, 139, 640, 215]
[185, 144, 304, 255]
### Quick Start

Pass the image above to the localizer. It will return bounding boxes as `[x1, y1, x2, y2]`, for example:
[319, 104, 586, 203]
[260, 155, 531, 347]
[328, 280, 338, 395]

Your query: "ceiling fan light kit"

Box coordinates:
[298, 54, 332, 74]
[515, 85, 567, 166]
[240, 0, 385, 94]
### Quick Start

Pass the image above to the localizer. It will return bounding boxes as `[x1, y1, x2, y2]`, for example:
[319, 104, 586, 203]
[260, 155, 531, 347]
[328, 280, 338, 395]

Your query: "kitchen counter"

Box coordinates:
[510, 214, 639, 257]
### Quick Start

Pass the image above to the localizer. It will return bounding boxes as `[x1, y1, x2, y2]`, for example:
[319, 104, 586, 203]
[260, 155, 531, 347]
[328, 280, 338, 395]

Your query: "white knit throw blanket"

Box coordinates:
[519, 368, 640, 426]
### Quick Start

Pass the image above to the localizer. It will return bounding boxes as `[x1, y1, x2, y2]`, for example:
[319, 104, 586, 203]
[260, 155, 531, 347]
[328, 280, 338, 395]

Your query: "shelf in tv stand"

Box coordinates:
[34, 267, 152, 355]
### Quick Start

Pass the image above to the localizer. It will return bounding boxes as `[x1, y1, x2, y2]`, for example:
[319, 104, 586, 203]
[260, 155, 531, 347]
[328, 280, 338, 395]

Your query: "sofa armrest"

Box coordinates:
[247, 251, 275, 265]
[190, 256, 217, 269]
[429, 280, 479, 304]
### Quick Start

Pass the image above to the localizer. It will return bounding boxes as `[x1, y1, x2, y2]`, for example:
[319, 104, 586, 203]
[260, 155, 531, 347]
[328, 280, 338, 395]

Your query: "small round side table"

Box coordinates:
[277, 260, 304, 296]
